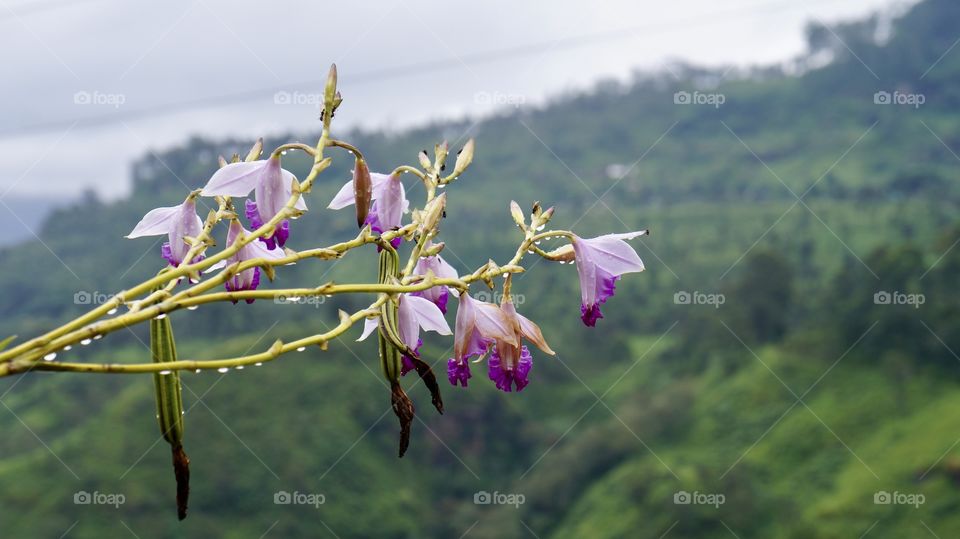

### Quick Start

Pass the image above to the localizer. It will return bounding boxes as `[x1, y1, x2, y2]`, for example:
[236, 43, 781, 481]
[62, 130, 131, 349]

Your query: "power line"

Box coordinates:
[0, 0, 862, 139]
[0, 0, 107, 21]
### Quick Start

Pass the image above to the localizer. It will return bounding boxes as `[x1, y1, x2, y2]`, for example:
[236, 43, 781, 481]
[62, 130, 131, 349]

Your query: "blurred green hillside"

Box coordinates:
[1, 0, 960, 537]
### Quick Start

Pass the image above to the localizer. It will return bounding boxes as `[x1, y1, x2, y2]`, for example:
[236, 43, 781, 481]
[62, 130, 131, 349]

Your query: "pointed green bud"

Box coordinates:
[543, 244, 575, 262]
[451, 138, 474, 176]
[418, 149, 432, 170]
[419, 192, 446, 236]
[510, 200, 526, 230]
[245, 138, 263, 162]
[423, 241, 445, 257]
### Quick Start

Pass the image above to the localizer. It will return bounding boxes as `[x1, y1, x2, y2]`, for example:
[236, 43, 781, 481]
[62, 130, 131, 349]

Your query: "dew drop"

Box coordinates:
[93, 335, 103, 340]
[107, 308, 118, 315]
[159, 370, 172, 375]
[195, 369, 202, 374]
[187, 305, 199, 311]
[235, 365, 244, 370]
[254, 362, 263, 367]
[297, 346, 306, 352]
[64, 345, 72, 351]
[43, 352, 56, 361]
[217, 367, 229, 373]
[80, 339, 92, 346]
[155, 313, 167, 320]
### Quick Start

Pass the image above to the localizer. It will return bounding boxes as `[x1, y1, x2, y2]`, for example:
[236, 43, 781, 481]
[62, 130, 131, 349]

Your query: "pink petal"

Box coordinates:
[578, 232, 647, 276]
[473, 300, 519, 346]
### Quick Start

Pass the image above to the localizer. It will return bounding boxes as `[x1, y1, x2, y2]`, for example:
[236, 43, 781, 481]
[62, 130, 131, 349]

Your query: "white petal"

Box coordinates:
[357, 316, 379, 341]
[283, 168, 308, 211]
[397, 297, 421, 350]
[204, 259, 228, 273]
[404, 294, 452, 335]
[434, 255, 458, 279]
[201, 161, 265, 197]
[246, 241, 287, 261]
[327, 179, 356, 209]
[126, 206, 180, 238]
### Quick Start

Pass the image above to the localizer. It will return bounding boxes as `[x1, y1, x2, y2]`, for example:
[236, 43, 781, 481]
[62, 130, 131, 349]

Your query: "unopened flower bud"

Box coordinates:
[418, 150, 432, 171]
[423, 241, 445, 256]
[353, 158, 373, 228]
[509, 200, 526, 229]
[544, 244, 575, 262]
[419, 192, 446, 236]
[324, 64, 338, 109]
[245, 138, 263, 162]
[451, 138, 474, 176]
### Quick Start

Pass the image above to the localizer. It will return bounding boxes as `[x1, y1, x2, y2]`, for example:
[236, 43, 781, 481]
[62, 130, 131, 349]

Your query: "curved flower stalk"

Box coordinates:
[571, 230, 648, 326]
[0, 63, 652, 517]
[127, 192, 204, 267]
[201, 155, 307, 249]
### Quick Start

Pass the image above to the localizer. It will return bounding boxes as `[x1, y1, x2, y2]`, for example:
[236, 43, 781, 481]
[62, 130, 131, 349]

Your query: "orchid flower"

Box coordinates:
[200, 155, 307, 249]
[328, 171, 408, 248]
[207, 220, 286, 303]
[411, 247, 458, 314]
[446, 292, 517, 387]
[358, 293, 452, 374]
[488, 296, 554, 392]
[126, 194, 203, 267]
[571, 230, 648, 326]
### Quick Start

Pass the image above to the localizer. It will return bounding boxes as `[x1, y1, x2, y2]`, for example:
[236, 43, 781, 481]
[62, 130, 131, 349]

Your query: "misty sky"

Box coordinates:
[0, 0, 903, 200]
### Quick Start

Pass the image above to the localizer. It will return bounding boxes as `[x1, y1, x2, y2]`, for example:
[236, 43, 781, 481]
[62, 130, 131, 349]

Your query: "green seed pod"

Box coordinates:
[149, 301, 190, 520]
[377, 245, 415, 457]
[151, 315, 184, 445]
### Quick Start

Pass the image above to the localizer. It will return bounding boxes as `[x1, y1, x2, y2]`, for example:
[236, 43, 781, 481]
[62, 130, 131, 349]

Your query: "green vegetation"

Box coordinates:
[1, 0, 959, 536]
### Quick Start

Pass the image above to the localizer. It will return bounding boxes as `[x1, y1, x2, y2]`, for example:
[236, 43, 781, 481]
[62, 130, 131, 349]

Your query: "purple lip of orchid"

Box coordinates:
[571, 230, 648, 327]
[200, 155, 307, 249]
[206, 221, 286, 303]
[329, 171, 408, 248]
[411, 250, 458, 314]
[488, 298, 555, 392]
[358, 293, 452, 371]
[446, 292, 518, 388]
[127, 196, 204, 267]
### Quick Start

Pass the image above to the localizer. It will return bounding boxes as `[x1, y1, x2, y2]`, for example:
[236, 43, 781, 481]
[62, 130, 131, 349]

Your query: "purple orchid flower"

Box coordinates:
[328, 171, 408, 248]
[207, 221, 286, 303]
[127, 195, 204, 267]
[488, 297, 555, 392]
[446, 292, 517, 388]
[200, 156, 307, 249]
[571, 230, 648, 326]
[358, 293, 452, 374]
[411, 248, 458, 314]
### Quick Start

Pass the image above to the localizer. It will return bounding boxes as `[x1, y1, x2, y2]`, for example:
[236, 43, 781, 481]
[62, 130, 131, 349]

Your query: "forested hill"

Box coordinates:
[1, 1, 960, 537]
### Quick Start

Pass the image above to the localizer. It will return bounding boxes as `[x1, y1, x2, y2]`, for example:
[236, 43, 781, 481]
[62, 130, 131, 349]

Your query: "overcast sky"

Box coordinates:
[0, 0, 905, 200]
